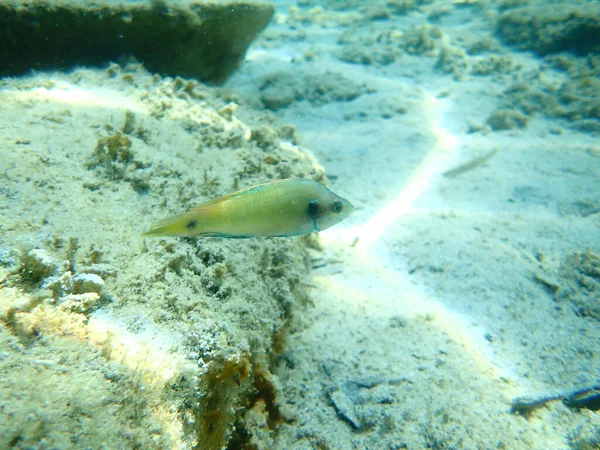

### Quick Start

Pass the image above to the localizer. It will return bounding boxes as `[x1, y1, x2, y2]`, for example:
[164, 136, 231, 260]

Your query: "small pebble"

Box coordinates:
[72, 273, 104, 294]
[21, 249, 57, 282]
[61, 293, 101, 314]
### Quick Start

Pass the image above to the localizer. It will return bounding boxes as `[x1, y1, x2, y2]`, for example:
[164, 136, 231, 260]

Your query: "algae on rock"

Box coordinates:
[0, 0, 274, 84]
[497, 3, 600, 56]
[0, 65, 325, 449]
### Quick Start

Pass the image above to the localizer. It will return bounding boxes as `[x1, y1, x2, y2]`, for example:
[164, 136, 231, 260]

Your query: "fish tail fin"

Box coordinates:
[141, 211, 199, 237]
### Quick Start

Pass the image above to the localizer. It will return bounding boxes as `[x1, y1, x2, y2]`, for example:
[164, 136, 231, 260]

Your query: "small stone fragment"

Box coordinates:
[43, 272, 74, 299]
[278, 124, 299, 144]
[555, 250, 600, 319]
[250, 126, 280, 150]
[87, 133, 134, 180]
[487, 109, 529, 130]
[122, 110, 136, 134]
[217, 103, 238, 121]
[588, 146, 600, 158]
[61, 293, 101, 314]
[328, 389, 362, 430]
[72, 273, 105, 294]
[79, 264, 117, 279]
[19, 249, 57, 284]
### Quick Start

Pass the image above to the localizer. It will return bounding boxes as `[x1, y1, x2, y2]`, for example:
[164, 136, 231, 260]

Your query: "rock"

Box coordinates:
[497, 4, 600, 56]
[42, 272, 73, 299]
[259, 70, 369, 111]
[328, 388, 362, 430]
[402, 24, 443, 55]
[435, 45, 469, 79]
[0, 1, 274, 84]
[0, 66, 321, 450]
[487, 108, 529, 130]
[72, 273, 105, 294]
[61, 293, 101, 314]
[19, 249, 58, 284]
[78, 264, 118, 279]
[497, 64, 600, 130]
[555, 251, 600, 320]
[260, 72, 300, 110]
[471, 55, 515, 77]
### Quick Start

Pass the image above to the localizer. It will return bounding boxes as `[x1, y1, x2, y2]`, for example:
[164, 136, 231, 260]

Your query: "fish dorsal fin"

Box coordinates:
[189, 182, 274, 212]
[190, 193, 234, 210]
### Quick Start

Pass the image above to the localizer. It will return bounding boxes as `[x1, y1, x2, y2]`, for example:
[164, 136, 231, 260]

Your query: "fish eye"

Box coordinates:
[308, 200, 320, 217]
[332, 201, 343, 214]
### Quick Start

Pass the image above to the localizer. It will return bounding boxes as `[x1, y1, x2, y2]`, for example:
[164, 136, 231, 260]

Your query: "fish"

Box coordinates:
[142, 178, 354, 238]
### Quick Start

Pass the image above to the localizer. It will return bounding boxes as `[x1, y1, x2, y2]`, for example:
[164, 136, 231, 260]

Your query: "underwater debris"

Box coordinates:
[443, 149, 498, 178]
[329, 388, 362, 430]
[511, 384, 600, 417]
[581, 205, 600, 218]
[510, 394, 562, 417]
[327, 377, 412, 431]
[562, 385, 600, 411]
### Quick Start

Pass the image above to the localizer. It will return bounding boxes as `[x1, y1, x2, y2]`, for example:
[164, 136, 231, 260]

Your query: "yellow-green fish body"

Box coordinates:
[142, 178, 354, 238]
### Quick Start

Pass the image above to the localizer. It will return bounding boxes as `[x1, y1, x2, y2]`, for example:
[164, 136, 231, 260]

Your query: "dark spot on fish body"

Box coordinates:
[308, 200, 320, 217]
[306, 200, 321, 232]
[186, 219, 198, 230]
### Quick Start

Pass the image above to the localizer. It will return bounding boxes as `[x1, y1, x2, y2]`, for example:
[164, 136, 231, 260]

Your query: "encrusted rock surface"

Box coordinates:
[0, 0, 274, 83]
[0, 65, 324, 449]
[497, 3, 600, 56]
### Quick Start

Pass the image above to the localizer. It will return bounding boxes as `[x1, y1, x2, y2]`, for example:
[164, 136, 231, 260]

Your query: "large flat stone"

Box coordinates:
[0, 0, 274, 83]
[497, 4, 600, 56]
